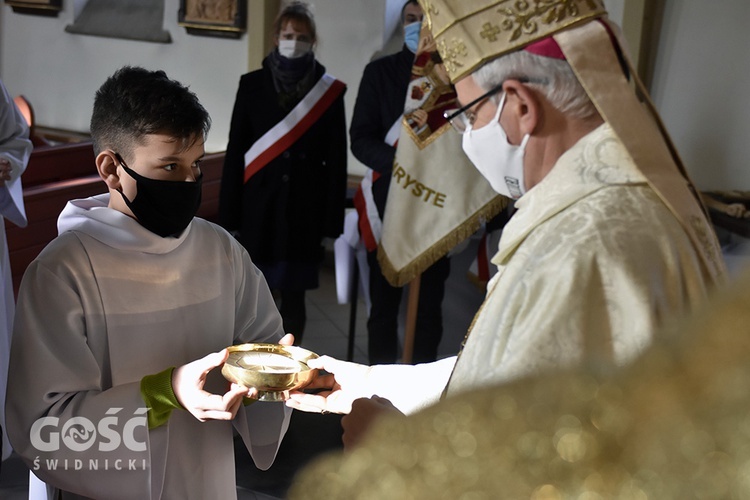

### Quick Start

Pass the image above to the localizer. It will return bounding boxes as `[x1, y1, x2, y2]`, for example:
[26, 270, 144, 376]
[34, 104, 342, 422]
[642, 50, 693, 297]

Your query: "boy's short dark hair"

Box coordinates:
[90, 66, 211, 158]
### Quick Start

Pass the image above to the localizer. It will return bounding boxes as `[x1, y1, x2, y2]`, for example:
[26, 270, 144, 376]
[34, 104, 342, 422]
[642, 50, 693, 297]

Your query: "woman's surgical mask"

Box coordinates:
[462, 93, 529, 199]
[278, 39, 312, 59]
[404, 21, 421, 53]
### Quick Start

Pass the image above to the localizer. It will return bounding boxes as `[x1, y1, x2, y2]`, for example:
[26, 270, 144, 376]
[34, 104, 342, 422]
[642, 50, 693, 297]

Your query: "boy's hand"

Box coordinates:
[172, 349, 248, 422]
[279, 333, 295, 346]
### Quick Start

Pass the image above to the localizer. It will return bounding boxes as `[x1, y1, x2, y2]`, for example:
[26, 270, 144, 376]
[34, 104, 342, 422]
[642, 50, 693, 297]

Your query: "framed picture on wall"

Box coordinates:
[5, 0, 62, 17]
[178, 0, 246, 39]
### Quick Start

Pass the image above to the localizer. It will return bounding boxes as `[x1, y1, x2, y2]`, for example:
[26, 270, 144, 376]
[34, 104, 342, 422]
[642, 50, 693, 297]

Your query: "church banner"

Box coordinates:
[377, 25, 507, 287]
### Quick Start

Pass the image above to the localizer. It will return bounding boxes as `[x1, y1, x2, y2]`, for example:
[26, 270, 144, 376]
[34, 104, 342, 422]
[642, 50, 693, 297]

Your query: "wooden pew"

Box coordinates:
[5, 142, 100, 293]
[5, 143, 224, 294]
[19, 141, 98, 188]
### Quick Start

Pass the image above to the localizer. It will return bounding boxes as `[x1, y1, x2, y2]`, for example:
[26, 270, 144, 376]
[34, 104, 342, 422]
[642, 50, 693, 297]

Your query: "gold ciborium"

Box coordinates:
[221, 343, 319, 402]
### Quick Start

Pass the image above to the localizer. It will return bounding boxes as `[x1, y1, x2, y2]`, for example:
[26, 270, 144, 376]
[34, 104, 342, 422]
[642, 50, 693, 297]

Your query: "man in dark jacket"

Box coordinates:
[350, 0, 450, 364]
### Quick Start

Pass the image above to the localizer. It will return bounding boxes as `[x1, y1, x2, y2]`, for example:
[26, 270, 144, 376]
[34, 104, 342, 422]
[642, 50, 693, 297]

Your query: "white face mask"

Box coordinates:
[278, 39, 312, 59]
[462, 93, 529, 199]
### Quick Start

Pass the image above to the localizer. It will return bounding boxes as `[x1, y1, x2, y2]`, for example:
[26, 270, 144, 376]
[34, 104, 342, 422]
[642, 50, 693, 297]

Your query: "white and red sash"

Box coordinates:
[353, 118, 401, 251]
[243, 73, 346, 183]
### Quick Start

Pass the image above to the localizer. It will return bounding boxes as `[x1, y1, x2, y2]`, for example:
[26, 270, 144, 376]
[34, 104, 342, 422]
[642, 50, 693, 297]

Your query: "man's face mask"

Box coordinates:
[116, 155, 203, 238]
[462, 93, 529, 199]
[404, 21, 421, 53]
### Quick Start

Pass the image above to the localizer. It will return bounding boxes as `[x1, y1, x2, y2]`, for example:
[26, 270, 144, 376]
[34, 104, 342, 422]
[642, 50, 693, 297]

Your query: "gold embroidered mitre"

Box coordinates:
[420, 0, 607, 83]
[418, 0, 726, 283]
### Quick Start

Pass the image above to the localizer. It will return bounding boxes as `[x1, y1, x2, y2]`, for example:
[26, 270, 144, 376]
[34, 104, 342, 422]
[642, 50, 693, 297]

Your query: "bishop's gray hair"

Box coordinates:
[472, 50, 598, 121]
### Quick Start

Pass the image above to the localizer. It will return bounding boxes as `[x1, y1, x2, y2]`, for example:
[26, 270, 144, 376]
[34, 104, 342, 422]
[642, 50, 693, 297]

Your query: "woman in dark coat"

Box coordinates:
[220, 2, 347, 343]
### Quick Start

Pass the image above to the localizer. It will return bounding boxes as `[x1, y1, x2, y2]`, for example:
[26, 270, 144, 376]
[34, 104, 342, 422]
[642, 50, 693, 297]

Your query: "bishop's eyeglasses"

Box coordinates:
[443, 77, 547, 134]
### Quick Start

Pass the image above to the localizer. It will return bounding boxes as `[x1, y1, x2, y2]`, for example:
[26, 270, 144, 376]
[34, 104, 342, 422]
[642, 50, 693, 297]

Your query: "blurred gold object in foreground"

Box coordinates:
[221, 343, 319, 402]
[289, 267, 750, 499]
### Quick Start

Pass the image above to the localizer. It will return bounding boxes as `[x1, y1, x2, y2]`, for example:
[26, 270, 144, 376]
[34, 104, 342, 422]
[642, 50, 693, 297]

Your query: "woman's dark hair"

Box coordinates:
[272, 2, 316, 43]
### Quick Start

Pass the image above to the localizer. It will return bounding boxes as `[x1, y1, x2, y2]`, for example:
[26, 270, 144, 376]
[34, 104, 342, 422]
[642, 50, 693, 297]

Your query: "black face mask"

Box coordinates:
[116, 160, 203, 238]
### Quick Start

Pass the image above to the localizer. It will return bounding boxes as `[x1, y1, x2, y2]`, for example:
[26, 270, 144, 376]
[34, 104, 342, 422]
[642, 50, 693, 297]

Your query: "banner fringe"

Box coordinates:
[377, 195, 508, 287]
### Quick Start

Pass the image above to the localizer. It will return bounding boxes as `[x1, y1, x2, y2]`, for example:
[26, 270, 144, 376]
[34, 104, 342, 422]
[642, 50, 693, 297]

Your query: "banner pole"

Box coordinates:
[401, 273, 421, 363]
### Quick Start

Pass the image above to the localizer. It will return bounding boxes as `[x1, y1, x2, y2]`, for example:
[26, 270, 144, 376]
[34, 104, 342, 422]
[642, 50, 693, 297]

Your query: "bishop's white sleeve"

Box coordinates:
[365, 356, 457, 415]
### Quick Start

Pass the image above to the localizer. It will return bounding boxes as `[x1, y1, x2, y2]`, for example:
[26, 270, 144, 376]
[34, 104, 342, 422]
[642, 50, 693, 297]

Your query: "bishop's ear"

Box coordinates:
[96, 151, 121, 190]
[502, 80, 540, 137]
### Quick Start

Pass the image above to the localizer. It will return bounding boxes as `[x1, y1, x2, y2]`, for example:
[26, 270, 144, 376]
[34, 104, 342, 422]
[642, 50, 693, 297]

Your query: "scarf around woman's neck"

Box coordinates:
[266, 49, 317, 110]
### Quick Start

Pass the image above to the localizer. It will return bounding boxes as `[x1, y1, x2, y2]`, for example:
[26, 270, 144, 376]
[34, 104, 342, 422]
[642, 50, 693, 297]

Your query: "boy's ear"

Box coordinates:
[96, 151, 121, 190]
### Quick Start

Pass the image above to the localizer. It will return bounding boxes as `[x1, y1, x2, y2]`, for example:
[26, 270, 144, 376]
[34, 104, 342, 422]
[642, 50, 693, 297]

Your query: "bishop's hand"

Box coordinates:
[285, 355, 374, 414]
